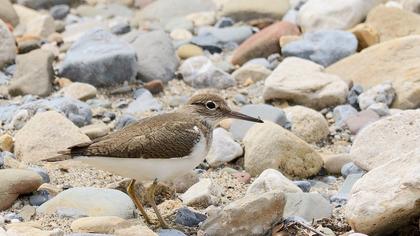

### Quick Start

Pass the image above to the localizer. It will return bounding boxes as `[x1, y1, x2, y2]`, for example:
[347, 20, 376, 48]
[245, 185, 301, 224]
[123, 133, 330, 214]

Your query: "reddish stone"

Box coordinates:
[143, 79, 164, 94]
[231, 21, 300, 66]
[345, 110, 380, 134]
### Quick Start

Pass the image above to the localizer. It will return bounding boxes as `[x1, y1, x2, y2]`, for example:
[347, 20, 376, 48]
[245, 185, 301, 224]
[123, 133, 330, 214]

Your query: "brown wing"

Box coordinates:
[64, 112, 207, 159]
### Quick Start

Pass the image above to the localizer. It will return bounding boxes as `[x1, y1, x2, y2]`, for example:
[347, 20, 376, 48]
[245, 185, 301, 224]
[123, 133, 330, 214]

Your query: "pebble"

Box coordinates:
[29, 190, 50, 206]
[158, 229, 187, 236]
[0, 133, 13, 152]
[350, 23, 380, 50]
[220, 0, 290, 22]
[71, 216, 126, 234]
[196, 26, 253, 45]
[170, 28, 192, 41]
[330, 173, 363, 203]
[214, 17, 234, 28]
[345, 110, 380, 134]
[115, 114, 137, 130]
[246, 169, 302, 195]
[357, 83, 395, 110]
[333, 105, 358, 127]
[341, 162, 365, 178]
[180, 178, 221, 207]
[63, 82, 98, 101]
[0, 19, 16, 68]
[231, 63, 271, 86]
[80, 122, 110, 139]
[115, 224, 157, 236]
[205, 128, 243, 167]
[293, 181, 311, 193]
[57, 208, 88, 219]
[50, 4, 70, 20]
[126, 89, 162, 114]
[283, 192, 332, 221]
[176, 44, 204, 60]
[322, 153, 352, 174]
[175, 207, 207, 227]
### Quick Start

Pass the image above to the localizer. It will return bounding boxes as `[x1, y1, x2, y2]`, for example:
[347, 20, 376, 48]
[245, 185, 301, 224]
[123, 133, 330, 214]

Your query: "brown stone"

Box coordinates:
[0, 133, 14, 152]
[350, 23, 379, 51]
[176, 44, 204, 60]
[143, 80, 164, 94]
[231, 21, 300, 65]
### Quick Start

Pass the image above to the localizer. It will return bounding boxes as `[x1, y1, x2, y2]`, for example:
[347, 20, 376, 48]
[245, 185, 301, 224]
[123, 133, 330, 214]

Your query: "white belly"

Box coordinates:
[78, 135, 208, 182]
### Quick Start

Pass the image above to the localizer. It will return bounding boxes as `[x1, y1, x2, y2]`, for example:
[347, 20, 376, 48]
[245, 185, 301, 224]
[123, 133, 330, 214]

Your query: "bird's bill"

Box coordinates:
[228, 111, 264, 123]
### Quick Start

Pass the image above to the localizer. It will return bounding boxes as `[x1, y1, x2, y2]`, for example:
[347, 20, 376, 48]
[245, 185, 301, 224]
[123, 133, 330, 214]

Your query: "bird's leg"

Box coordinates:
[127, 179, 152, 224]
[146, 179, 169, 229]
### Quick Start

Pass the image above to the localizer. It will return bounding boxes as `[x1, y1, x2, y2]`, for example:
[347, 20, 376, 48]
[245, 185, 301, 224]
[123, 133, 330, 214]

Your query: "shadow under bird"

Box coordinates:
[44, 93, 263, 228]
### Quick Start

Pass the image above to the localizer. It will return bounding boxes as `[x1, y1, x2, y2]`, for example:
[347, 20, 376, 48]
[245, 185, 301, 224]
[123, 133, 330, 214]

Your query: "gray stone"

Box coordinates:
[347, 85, 364, 109]
[131, 30, 179, 83]
[247, 169, 303, 195]
[17, 0, 70, 9]
[111, 22, 130, 35]
[243, 58, 271, 69]
[367, 103, 390, 117]
[330, 173, 363, 203]
[284, 192, 332, 221]
[345, 110, 380, 134]
[57, 207, 88, 219]
[158, 229, 187, 236]
[28, 166, 50, 183]
[29, 190, 50, 206]
[59, 28, 138, 87]
[180, 178, 221, 207]
[282, 30, 358, 67]
[341, 162, 365, 178]
[214, 17, 234, 28]
[358, 83, 395, 110]
[196, 26, 253, 45]
[333, 105, 358, 127]
[0, 71, 10, 85]
[115, 114, 137, 130]
[50, 4, 70, 20]
[175, 207, 207, 227]
[230, 104, 290, 140]
[0, 0, 19, 26]
[0, 19, 16, 69]
[179, 56, 235, 89]
[205, 128, 243, 167]
[293, 181, 311, 192]
[190, 35, 222, 54]
[125, 89, 162, 114]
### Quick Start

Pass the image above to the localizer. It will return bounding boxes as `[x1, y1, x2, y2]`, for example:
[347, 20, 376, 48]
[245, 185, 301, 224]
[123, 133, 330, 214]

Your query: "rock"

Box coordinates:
[114, 225, 157, 236]
[350, 110, 420, 170]
[175, 207, 207, 227]
[366, 5, 420, 42]
[0, 19, 16, 69]
[179, 56, 235, 89]
[344, 110, 380, 134]
[59, 28, 138, 87]
[243, 121, 323, 178]
[263, 57, 348, 110]
[14, 111, 90, 163]
[350, 23, 379, 50]
[341, 162, 365, 178]
[367, 102, 390, 117]
[170, 171, 199, 193]
[125, 89, 162, 114]
[201, 191, 286, 236]
[80, 122, 110, 140]
[230, 104, 290, 140]
[298, 0, 383, 32]
[158, 229, 186, 236]
[71, 216, 126, 234]
[29, 190, 50, 206]
[57, 208, 88, 219]
[131, 31, 178, 83]
[63, 82, 98, 101]
[180, 178, 221, 207]
[186, 11, 216, 27]
[143, 80, 164, 94]
[0, 169, 43, 210]
[176, 44, 204, 60]
[8, 49, 54, 97]
[205, 128, 243, 167]
[50, 4, 70, 20]
[6, 224, 63, 236]
[0, 0, 18, 26]
[322, 153, 352, 174]
[246, 169, 302, 195]
[231, 21, 300, 65]
[170, 28, 192, 41]
[18, 205, 36, 221]
[220, 0, 290, 22]
[196, 26, 253, 45]
[164, 17, 193, 32]
[283, 193, 332, 221]
[214, 17, 234, 28]
[115, 114, 137, 130]
[231, 64, 271, 86]
[190, 34, 222, 54]
[346, 149, 420, 235]
[357, 83, 395, 110]
[331, 173, 363, 203]
[282, 30, 357, 67]
[284, 106, 329, 143]
[293, 180, 311, 193]
[0, 134, 13, 152]
[37, 187, 135, 219]
[333, 105, 358, 127]
[326, 35, 420, 109]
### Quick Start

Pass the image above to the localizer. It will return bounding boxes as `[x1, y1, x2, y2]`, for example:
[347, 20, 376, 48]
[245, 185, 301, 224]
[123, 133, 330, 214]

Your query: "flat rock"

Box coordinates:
[131, 31, 178, 83]
[263, 57, 348, 110]
[346, 148, 420, 235]
[115, 225, 157, 236]
[284, 105, 329, 143]
[59, 28, 138, 87]
[282, 30, 357, 67]
[205, 128, 243, 167]
[201, 191, 286, 236]
[243, 121, 323, 178]
[37, 187, 135, 219]
[6, 224, 63, 236]
[8, 49, 54, 97]
[0, 19, 16, 69]
[14, 111, 90, 163]
[350, 23, 380, 50]
[246, 169, 302, 195]
[220, 0, 290, 22]
[180, 178, 221, 207]
[231, 64, 271, 86]
[326, 35, 420, 109]
[231, 21, 300, 65]
[0, 169, 43, 210]
[71, 216, 126, 234]
[0, 0, 19, 26]
[284, 192, 332, 221]
[63, 82, 98, 101]
[350, 110, 420, 170]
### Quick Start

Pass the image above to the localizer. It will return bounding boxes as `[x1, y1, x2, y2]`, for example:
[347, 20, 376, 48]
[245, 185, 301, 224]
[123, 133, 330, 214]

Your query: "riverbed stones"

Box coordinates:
[220, 0, 290, 22]
[243, 121, 323, 178]
[283, 192, 332, 221]
[231, 64, 271, 86]
[180, 178, 221, 207]
[246, 169, 302, 195]
[0, 19, 16, 69]
[63, 82, 98, 101]
[71, 216, 126, 234]
[205, 128, 243, 167]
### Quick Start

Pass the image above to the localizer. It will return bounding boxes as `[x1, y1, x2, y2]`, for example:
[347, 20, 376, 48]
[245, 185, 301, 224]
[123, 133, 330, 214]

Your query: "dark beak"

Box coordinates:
[228, 111, 264, 123]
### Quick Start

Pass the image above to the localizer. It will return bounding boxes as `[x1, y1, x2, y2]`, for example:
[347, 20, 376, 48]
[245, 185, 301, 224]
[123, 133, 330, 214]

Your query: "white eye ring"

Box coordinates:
[205, 101, 217, 110]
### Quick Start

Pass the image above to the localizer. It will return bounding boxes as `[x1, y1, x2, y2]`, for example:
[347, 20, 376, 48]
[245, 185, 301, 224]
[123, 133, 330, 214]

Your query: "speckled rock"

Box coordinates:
[246, 169, 302, 195]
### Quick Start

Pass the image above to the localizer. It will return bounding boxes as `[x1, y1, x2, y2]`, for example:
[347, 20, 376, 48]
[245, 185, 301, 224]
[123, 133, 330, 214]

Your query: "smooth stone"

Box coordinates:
[282, 30, 357, 67]
[284, 106, 329, 143]
[125, 89, 162, 114]
[0, 19, 16, 69]
[186, 11, 216, 27]
[179, 56, 235, 89]
[17, 8, 55, 38]
[175, 207, 207, 227]
[0, 134, 13, 152]
[243, 121, 323, 178]
[114, 225, 157, 236]
[344, 110, 380, 134]
[80, 122, 110, 140]
[367, 102, 390, 117]
[170, 171, 199, 193]
[246, 169, 303, 195]
[0, 169, 43, 210]
[333, 105, 358, 127]
[37, 187, 135, 219]
[131, 30, 178, 83]
[220, 0, 290, 22]
[62, 19, 108, 43]
[350, 110, 420, 170]
[0, 0, 19, 26]
[205, 128, 243, 167]
[346, 149, 420, 235]
[50, 4, 69, 20]
[322, 153, 352, 174]
[330, 173, 363, 203]
[115, 114, 137, 130]
[28, 166, 50, 183]
[59, 28, 138, 87]
[164, 17, 193, 32]
[284, 192, 332, 221]
[180, 178, 221, 207]
[6, 224, 63, 236]
[243, 58, 271, 69]
[231, 21, 300, 65]
[357, 83, 395, 110]
[14, 111, 90, 163]
[230, 104, 290, 140]
[231, 64, 271, 86]
[341, 162, 365, 178]
[57, 208, 88, 219]
[326, 35, 420, 109]
[214, 17, 234, 28]
[293, 181, 311, 193]
[196, 26, 253, 45]
[263, 57, 348, 110]
[201, 191, 286, 236]
[63, 82, 98, 101]
[158, 229, 186, 236]
[29, 190, 50, 206]
[350, 23, 379, 51]
[176, 44, 204, 60]
[71, 216, 126, 234]
[111, 22, 131, 35]
[170, 28, 192, 41]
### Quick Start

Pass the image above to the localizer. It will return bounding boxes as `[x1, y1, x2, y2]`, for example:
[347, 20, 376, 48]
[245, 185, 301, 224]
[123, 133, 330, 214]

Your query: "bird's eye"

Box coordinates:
[205, 101, 217, 110]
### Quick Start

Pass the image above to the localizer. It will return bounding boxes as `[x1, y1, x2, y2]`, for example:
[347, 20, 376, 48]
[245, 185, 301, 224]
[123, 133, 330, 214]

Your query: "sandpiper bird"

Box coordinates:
[46, 93, 263, 228]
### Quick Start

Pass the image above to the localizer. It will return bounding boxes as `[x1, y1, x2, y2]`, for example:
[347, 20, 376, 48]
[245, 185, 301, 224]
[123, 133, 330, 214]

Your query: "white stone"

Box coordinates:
[231, 63, 271, 86]
[71, 216, 126, 234]
[0, 19, 15, 68]
[246, 169, 302, 195]
[205, 128, 243, 167]
[180, 178, 221, 207]
[63, 82, 98, 101]
[358, 83, 395, 110]
[284, 192, 332, 221]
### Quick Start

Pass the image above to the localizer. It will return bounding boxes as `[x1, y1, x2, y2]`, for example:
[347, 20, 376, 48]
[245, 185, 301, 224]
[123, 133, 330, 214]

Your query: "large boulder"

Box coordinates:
[243, 121, 323, 178]
[0, 19, 16, 69]
[220, 0, 290, 22]
[59, 28, 138, 87]
[350, 110, 420, 170]
[326, 36, 420, 109]
[346, 148, 420, 235]
[263, 57, 348, 110]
